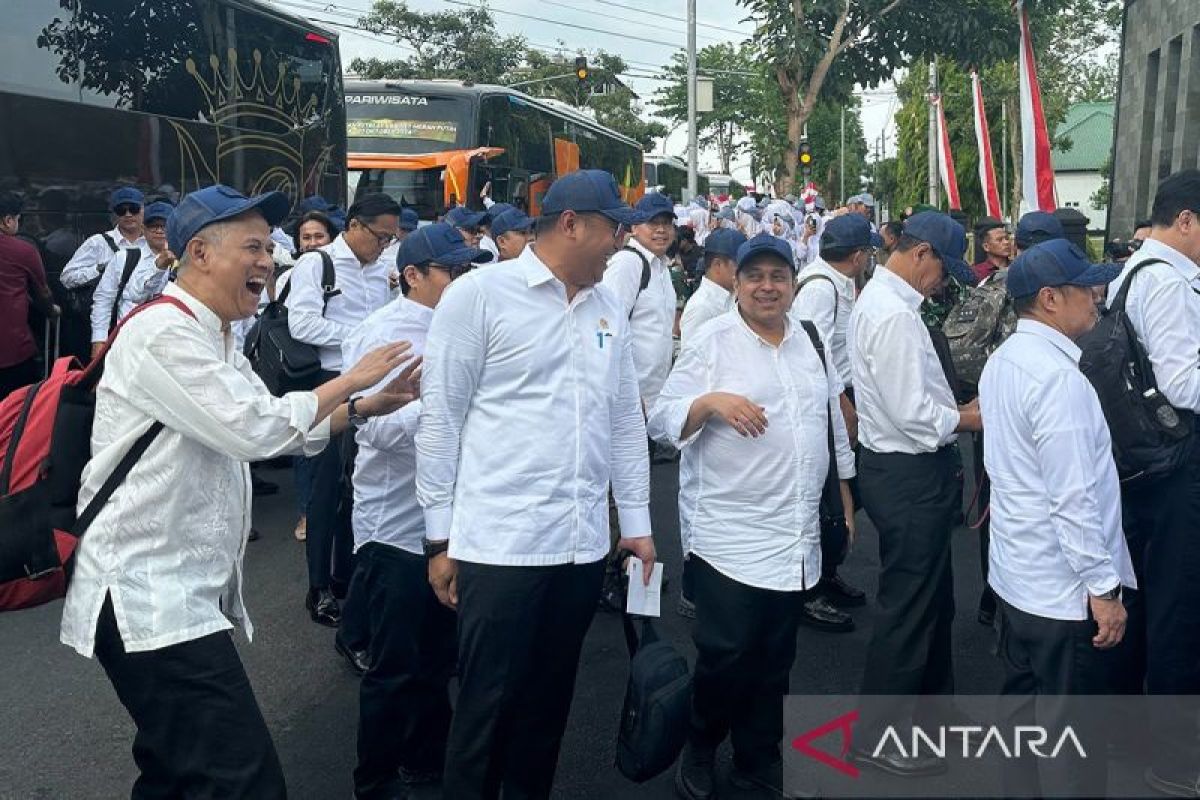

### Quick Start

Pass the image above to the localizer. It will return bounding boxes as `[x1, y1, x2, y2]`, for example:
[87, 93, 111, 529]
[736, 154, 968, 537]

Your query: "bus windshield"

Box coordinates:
[346, 91, 472, 154]
[350, 166, 445, 219]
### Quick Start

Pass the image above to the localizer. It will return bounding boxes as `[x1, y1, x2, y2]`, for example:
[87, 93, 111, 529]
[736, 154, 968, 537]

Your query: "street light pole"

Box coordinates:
[927, 58, 940, 208]
[840, 107, 846, 204]
[686, 0, 698, 201]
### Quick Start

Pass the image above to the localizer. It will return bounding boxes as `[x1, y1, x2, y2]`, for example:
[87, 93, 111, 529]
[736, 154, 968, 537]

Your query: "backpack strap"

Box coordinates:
[1111, 258, 1169, 313]
[108, 248, 144, 333]
[799, 320, 844, 511]
[72, 422, 164, 537]
[82, 295, 196, 387]
[621, 245, 652, 320]
[276, 250, 339, 313]
[0, 380, 45, 495]
[797, 272, 839, 323]
[100, 233, 119, 253]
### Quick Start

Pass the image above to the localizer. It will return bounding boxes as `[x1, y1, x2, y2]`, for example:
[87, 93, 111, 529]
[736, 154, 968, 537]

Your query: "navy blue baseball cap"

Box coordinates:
[143, 201, 174, 224]
[399, 207, 419, 232]
[491, 208, 534, 239]
[634, 192, 676, 222]
[540, 169, 644, 226]
[903, 211, 969, 279]
[397, 222, 493, 269]
[736, 233, 796, 272]
[167, 184, 290, 255]
[299, 194, 332, 214]
[108, 186, 144, 211]
[1014, 211, 1064, 250]
[705, 228, 747, 260]
[487, 202, 515, 218]
[821, 214, 874, 251]
[1006, 239, 1121, 299]
[445, 206, 489, 230]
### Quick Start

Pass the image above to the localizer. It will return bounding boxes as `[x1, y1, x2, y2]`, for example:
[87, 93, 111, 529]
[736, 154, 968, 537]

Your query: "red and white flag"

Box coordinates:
[1016, 0, 1057, 211]
[971, 71, 1003, 219]
[934, 95, 962, 211]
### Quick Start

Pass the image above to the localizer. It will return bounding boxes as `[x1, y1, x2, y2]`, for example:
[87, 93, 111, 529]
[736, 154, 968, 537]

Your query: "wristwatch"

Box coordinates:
[1092, 585, 1122, 602]
[422, 538, 450, 558]
[347, 396, 368, 428]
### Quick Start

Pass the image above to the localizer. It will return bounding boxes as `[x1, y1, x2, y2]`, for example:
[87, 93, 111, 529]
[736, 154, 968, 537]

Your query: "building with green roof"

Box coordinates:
[1052, 101, 1114, 231]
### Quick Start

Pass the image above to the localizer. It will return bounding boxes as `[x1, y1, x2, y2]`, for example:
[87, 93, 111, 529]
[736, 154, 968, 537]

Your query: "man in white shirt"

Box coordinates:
[89, 201, 176, 356]
[489, 208, 534, 262]
[980, 239, 1132, 798]
[287, 193, 400, 627]
[59, 186, 148, 361]
[417, 170, 655, 798]
[848, 211, 983, 777]
[343, 223, 491, 799]
[1103, 169, 1200, 796]
[792, 214, 875, 624]
[61, 184, 418, 799]
[603, 191, 679, 411]
[445, 205, 489, 251]
[650, 234, 854, 800]
[679, 227, 744, 343]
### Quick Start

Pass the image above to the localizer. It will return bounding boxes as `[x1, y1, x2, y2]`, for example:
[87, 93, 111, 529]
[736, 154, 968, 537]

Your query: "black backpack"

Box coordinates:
[1078, 258, 1194, 482]
[243, 251, 338, 396]
[64, 233, 119, 318]
[615, 614, 691, 783]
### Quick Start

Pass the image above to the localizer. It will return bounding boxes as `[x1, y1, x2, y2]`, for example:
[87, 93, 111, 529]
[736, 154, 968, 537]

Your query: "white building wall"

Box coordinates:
[1055, 171, 1107, 230]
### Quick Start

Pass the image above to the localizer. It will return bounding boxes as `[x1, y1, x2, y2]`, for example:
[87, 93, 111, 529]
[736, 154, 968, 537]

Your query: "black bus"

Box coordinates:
[1, 0, 346, 277]
[346, 79, 645, 219]
[643, 154, 709, 201]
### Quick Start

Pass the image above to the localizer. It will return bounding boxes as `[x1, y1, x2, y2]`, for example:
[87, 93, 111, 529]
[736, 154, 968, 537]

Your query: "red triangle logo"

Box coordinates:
[791, 709, 860, 778]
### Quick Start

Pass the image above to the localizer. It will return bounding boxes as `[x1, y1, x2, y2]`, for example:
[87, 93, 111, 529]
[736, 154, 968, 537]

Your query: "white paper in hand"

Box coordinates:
[625, 558, 662, 617]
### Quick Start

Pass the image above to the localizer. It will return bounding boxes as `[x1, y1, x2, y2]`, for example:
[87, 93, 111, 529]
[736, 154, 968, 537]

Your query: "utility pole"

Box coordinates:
[840, 107, 846, 204]
[1001, 98, 1010, 221]
[927, 59, 939, 208]
[686, 0, 698, 201]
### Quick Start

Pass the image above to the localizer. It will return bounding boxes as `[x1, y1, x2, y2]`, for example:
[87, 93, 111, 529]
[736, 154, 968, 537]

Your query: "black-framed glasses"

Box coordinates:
[144, 221, 167, 232]
[359, 221, 398, 246]
[114, 204, 141, 216]
[429, 261, 476, 279]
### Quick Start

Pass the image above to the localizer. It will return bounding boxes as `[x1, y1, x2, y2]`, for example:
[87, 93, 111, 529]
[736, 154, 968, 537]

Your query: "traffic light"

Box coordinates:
[574, 56, 589, 84]
[798, 140, 813, 175]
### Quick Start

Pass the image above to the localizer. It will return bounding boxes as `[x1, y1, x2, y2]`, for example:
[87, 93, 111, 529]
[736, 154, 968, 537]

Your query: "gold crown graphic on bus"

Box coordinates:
[185, 49, 320, 132]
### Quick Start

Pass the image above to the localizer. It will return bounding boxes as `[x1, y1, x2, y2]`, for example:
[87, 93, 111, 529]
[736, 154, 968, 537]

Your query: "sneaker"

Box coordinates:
[1145, 765, 1200, 798]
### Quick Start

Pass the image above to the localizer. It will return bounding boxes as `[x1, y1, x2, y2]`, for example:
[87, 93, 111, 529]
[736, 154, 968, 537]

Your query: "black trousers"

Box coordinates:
[858, 447, 958, 738]
[443, 559, 605, 800]
[353, 543, 456, 800]
[997, 599, 1108, 799]
[1108, 438, 1200, 768]
[305, 427, 354, 590]
[0, 357, 38, 402]
[93, 598, 286, 799]
[971, 432, 997, 617]
[689, 556, 804, 771]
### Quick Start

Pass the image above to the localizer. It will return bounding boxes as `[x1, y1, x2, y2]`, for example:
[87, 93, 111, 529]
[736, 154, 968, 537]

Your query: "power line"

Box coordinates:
[586, 0, 750, 37]
[439, 0, 687, 49]
[535, 0, 727, 44]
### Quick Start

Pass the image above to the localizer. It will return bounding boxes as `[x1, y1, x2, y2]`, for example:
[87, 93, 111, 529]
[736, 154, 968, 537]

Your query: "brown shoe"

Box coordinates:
[294, 516, 307, 541]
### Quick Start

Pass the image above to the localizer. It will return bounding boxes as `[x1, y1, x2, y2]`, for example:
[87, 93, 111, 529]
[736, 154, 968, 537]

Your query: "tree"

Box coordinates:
[654, 44, 755, 174]
[351, 1, 527, 84]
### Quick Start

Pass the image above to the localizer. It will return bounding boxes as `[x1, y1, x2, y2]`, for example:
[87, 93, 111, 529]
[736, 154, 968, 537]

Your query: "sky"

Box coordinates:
[268, 0, 900, 186]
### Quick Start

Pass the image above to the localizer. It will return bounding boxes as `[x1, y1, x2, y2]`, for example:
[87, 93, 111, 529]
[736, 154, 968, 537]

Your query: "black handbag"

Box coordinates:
[798, 321, 850, 560]
[63, 233, 119, 319]
[244, 251, 338, 396]
[615, 613, 692, 782]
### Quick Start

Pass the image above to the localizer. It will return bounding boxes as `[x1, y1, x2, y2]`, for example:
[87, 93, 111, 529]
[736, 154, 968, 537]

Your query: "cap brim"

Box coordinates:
[217, 190, 290, 230]
[599, 206, 646, 227]
[435, 245, 493, 266]
[1069, 262, 1123, 288]
[400, 222, 419, 232]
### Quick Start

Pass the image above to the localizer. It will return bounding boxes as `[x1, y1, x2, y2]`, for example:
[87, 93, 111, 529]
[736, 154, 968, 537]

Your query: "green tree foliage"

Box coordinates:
[654, 44, 755, 173]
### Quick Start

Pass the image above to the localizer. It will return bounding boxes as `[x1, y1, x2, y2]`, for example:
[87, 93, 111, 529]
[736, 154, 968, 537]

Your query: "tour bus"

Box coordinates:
[643, 154, 710, 200]
[1, 0, 347, 281]
[345, 79, 645, 219]
[704, 172, 735, 197]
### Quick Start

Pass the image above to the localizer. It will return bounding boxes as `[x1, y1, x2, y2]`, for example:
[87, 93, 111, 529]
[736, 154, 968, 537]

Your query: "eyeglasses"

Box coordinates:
[144, 221, 167, 232]
[358, 221, 398, 246]
[113, 204, 141, 216]
[429, 261, 475, 279]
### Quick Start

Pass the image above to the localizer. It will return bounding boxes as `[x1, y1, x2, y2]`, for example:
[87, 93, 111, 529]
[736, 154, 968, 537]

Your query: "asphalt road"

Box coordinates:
[0, 453, 1151, 799]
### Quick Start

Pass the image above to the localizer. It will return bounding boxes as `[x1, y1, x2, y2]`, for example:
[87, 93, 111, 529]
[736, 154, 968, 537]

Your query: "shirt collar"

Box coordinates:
[110, 226, 146, 248]
[700, 276, 732, 301]
[518, 244, 558, 287]
[628, 237, 667, 269]
[1137, 238, 1200, 281]
[810, 258, 855, 294]
[162, 282, 225, 334]
[1015, 318, 1082, 363]
[329, 233, 359, 264]
[733, 306, 793, 347]
[396, 293, 435, 325]
[873, 266, 925, 310]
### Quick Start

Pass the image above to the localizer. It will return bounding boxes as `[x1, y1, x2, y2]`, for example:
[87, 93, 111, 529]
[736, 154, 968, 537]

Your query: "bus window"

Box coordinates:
[350, 166, 445, 220]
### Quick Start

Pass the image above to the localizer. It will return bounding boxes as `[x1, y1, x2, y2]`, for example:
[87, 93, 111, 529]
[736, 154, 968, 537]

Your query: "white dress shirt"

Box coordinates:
[791, 258, 855, 388]
[285, 234, 392, 372]
[679, 276, 733, 343]
[342, 296, 428, 555]
[479, 234, 500, 259]
[849, 266, 960, 453]
[980, 319, 1136, 621]
[60, 226, 146, 289]
[61, 283, 331, 657]
[416, 245, 651, 566]
[89, 245, 170, 342]
[648, 310, 855, 591]
[602, 237, 678, 408]
[1106, 238, 1200, 412]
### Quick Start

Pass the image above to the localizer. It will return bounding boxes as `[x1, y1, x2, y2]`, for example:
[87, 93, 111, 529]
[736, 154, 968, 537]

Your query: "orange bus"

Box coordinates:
[345, 79, 645, 219]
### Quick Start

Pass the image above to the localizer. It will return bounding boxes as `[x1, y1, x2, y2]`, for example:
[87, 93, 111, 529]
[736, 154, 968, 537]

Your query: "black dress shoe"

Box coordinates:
[730, 758, 816, 798]
[675, 742, 717, 800]
[306, 588, 341, 627]
[820, 574, 867, 607]
[851, 746, 947, 777]
[1145, 764, 1200, 798]
[334, 634, 369, 675]
[798, 595, 855, 633]
[398, 764, 442, 785]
